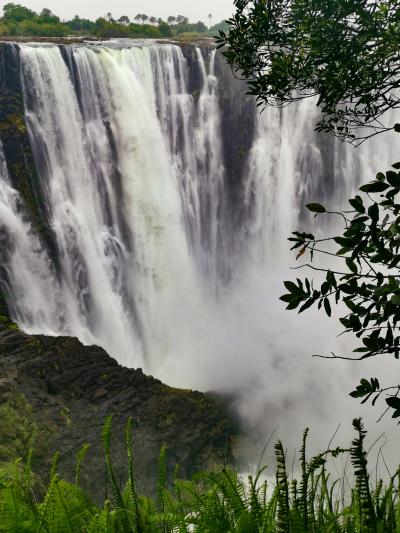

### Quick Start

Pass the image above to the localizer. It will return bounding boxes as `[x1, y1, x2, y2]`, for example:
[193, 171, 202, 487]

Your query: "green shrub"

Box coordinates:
[0, 417, 399, 531]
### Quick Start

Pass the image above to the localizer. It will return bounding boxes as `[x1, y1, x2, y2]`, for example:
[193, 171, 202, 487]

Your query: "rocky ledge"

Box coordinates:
[0, 316, 235, 501]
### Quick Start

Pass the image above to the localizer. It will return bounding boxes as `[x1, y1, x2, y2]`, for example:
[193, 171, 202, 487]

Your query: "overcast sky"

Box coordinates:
[7, 1, 235, 24]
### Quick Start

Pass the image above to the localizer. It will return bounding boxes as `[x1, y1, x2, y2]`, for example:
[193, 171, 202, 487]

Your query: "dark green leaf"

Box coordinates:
[306, 203, 326, 213]
[345, 258, 358, 274]
[323, 298, 331, 317]
[349, 198, 365, 213]
[386, 397, 400, 409]
[299, 298, 315, 313]
[386, 171, 400, 187]
[359, 182, 389, 193]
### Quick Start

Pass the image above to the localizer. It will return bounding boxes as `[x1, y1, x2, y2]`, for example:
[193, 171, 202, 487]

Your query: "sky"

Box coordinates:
[3, 0, 235, 24]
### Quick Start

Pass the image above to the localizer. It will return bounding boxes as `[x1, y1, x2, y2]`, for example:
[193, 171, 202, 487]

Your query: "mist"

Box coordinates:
[155, 238, 400, 475]
[2, 39, 399, 480]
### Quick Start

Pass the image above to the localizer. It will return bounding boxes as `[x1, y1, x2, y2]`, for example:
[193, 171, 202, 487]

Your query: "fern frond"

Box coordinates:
[75, 443, 90, 487]
[275, 440, 290, 532]
[350, 418, 376, 532]
[101, 416, 132, 532]
[125, 417, 141, 532]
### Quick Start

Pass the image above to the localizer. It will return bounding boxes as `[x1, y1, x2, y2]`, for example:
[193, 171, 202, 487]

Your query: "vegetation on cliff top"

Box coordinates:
[0, 3, 229, 40]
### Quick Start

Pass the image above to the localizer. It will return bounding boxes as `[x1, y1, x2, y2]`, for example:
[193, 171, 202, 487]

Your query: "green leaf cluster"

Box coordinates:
[282, 155, 400, 419]
[217, 0, 400, 143]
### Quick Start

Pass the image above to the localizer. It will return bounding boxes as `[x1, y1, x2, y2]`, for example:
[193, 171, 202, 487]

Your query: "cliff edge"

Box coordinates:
[0, 313, 235, 501]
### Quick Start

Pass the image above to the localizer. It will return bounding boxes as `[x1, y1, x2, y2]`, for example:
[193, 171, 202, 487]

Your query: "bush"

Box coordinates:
[0, 417, 399, 531]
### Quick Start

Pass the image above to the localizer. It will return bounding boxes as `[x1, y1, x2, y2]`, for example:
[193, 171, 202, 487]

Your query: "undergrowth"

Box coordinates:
[0, 417, 399, 532]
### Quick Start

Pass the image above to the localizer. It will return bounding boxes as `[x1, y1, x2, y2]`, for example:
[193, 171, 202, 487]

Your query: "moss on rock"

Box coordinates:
[0, 391, 37, 463]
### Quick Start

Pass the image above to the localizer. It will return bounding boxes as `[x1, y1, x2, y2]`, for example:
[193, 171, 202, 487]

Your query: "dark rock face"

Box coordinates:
[214, 52, 256, 189]
[214, 51, 256, 232]
[180, 44, 256, 214]
[0, 291, 9, 318]
[0, 322, 235, 501]
[0, 44, 55, 256]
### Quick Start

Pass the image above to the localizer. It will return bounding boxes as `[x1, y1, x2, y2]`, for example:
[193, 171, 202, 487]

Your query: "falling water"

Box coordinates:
[0, 139, 58, 328]
[1, 40, 400, 459]
[1, 41, 237, 368]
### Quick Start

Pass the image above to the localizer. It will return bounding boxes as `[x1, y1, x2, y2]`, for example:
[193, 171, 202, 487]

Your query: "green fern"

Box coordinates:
[75, 443, 90, 487]
[0, 416, 399, 532]
[101, 415, 132, 532]
[124, 417, 141, 533]
[275, 440, 290, 532]
[351, 418, 376, 532]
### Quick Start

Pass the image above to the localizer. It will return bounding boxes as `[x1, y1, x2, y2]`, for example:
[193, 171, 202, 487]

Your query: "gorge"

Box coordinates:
[1, 38, 400, 464]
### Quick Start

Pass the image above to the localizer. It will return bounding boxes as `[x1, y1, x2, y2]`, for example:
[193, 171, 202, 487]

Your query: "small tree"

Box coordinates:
[158, 20, 172, 37]
[118, 15, 130, 26]
[281, 145, 400, 419]
[38, 8, 60, 24]
[2, 2, 37, 22]
[167, 16, 176, 26]
[194, 21, 208, 33]
[217, 0, 400, 144]
[68, 15, 94, 32]
[218, 0, 400, 420]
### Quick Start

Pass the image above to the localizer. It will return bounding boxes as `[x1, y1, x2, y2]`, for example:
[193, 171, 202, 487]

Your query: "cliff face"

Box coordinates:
[0, 44, 55, 255]
[0, 318, 235, 501]
[179, 43, 256, 224]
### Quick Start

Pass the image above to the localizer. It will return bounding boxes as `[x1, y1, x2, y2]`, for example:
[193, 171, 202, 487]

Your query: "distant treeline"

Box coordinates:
[0, 3, 229, 39]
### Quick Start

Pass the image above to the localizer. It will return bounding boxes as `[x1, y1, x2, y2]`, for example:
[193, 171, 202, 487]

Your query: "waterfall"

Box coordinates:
[0, 39, 399, 388]
[243, 99, 399, 267]
[0, 42, 236, 368]
[0, 140, 57, 327]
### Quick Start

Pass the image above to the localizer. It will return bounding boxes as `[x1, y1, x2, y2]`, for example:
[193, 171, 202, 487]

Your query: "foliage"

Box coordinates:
[0, 417, 400, 531]
[67, 16, 96, 32]
[0, 392, 36, 463]
[0, 3, 217, 40]
[220, 1, 400, 420]
[2, 3, 36, 22]
[217, 0, 400, 143]
[281, 145, 400, 419]
[175, 21, 208, 35]
[211, 20, 231, 34]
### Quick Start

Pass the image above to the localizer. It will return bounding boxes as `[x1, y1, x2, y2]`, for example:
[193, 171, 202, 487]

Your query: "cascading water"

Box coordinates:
[0, 140, 57, 326]
[1, 41, 234, 368]
[1, 40, 400, 459]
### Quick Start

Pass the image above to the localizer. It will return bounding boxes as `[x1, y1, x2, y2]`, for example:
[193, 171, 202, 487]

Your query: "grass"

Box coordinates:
[0, 417, 399, 532]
